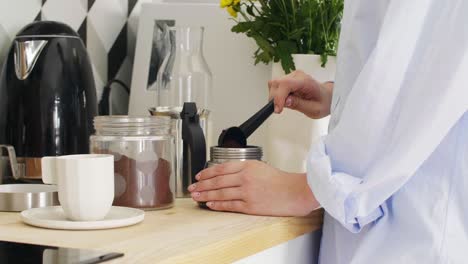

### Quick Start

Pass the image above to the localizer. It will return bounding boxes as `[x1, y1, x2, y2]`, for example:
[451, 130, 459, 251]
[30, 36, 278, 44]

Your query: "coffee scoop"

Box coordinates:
[218, 100, 274, 148]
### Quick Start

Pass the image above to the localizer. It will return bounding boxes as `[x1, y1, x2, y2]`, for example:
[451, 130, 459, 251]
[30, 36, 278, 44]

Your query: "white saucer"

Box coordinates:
[21, 206, 145, 230]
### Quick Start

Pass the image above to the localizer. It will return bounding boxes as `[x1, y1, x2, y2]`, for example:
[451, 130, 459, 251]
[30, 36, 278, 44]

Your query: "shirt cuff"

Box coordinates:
[306, 138, 384, 233]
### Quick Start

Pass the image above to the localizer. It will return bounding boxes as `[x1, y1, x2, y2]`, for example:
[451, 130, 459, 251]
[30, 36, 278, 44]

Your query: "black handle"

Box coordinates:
[98, 79, 130, 115]
[239, 100, 275, 139]
[181, 103, 206, 185]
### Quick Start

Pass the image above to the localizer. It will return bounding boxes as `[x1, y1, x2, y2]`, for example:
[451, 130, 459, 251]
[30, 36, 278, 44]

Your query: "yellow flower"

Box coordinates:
[233, 0, 240, 4]
[220, 0, 233, 8]
[227, 6, 238, 17]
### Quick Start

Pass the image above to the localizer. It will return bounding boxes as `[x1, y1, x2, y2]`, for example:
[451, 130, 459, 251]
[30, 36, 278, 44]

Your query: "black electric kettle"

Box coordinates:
[0, 21, 97, 182]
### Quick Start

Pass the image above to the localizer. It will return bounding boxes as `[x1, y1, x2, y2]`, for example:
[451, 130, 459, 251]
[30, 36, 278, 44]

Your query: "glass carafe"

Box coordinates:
[151, 26, 212, 198]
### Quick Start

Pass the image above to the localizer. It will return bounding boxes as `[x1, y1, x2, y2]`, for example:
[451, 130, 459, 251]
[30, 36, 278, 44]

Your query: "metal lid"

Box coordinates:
[94, 115, 172, 136]
[0, 184, 59, 212]
[210, 146, 263, 163]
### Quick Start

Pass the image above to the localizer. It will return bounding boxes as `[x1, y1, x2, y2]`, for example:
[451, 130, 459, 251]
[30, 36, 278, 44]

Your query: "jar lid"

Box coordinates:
[210, 146, 263, 162]
[94, 116, 171, 136]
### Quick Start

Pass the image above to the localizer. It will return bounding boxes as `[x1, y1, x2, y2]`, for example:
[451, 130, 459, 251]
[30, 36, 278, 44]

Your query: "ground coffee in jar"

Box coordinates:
[90, 116, 175, 210]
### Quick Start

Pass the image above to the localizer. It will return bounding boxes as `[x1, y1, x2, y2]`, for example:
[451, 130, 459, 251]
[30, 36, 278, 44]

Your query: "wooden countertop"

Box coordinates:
[0, 199, 323, 263]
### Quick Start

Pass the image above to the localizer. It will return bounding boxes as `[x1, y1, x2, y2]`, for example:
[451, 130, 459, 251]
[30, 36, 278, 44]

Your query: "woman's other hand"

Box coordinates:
[188, 161, 319, 216]
[269, 70, 333, 119]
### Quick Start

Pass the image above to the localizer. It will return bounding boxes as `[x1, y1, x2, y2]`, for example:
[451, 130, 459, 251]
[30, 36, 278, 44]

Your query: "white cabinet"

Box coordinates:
[234, 230, 322, 264]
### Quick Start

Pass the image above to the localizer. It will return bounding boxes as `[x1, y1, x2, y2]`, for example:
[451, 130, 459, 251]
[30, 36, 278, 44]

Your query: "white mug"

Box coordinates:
[42, 154, 114, 221]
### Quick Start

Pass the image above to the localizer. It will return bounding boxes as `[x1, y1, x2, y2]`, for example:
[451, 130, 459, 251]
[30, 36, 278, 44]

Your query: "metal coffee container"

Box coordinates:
[199, 146, 263, 209]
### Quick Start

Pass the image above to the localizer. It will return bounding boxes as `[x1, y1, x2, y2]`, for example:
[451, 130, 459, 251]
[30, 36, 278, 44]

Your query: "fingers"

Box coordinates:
[268, 80, 273, 97]
[285, 95, 324, 118]
[269, 71, 306, 113]
[188, 174, 241, 192]
[206, 200, 247, 213]
[191, 187, 243, 202]
[269, 70, 329, 117]
[197, 161, 245, 181]
[274, 80, 295, 113]
[271, 78, 302, 113]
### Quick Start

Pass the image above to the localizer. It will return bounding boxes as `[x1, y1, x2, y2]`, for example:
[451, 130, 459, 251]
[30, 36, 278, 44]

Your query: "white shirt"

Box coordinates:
[306, 0, 468, 263]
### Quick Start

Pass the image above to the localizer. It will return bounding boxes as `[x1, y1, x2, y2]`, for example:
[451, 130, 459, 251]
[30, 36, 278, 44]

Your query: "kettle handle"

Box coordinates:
[0, 145, 21, 180]
[181, 103, 206, 185]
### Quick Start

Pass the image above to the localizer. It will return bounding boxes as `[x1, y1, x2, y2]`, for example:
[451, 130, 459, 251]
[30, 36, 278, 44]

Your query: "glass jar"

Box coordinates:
[90, 116, 175, 210]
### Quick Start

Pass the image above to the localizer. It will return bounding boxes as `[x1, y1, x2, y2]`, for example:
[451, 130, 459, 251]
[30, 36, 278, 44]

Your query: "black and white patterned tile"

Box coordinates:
[0, 25, 10, 65]
[42, 0, 87, 30]
[0, 0, 147, 114]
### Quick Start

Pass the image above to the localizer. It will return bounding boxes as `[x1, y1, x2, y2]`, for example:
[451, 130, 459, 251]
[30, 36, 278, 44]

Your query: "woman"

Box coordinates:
[189, 1, 468, 262]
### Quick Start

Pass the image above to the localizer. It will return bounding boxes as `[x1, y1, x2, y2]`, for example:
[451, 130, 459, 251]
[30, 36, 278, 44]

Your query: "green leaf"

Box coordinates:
[320, 53, 328, 67]
[276, 40, 298, 73]
[255, 51, 272, 65]
[278, 40, 298, 54]
[231, 22, 253, 33]
[279, 54, 295, 74]
[246, 4, 255, 17]
[288, 28, 305, 40]
[252, 35, 275, 54]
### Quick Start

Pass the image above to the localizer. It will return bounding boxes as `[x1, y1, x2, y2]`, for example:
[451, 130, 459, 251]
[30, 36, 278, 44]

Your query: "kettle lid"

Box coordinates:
[15, 21, 79, 38]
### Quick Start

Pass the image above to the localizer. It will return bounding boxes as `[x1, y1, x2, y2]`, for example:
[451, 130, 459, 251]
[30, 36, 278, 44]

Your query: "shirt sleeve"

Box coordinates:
[306, 0, 468, 233]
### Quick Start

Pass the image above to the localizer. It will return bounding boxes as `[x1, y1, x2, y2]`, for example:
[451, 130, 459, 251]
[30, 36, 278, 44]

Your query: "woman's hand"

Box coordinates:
[269, 70, 334, 119]
[188, 161, 319, 216]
